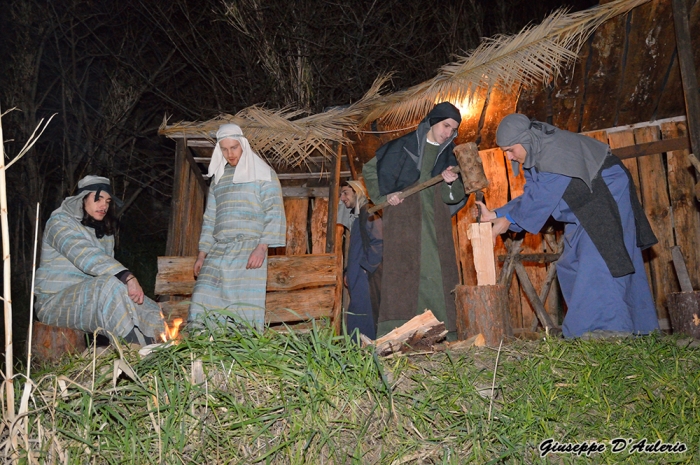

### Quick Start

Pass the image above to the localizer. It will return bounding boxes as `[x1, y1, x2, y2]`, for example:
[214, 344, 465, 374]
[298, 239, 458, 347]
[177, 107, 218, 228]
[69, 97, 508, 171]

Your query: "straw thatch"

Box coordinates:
[159, 0, 651, 167]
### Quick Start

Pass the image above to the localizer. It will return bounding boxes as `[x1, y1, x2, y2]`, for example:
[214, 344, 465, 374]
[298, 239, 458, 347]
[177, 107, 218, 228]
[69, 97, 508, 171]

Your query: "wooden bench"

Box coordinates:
[155, 225, 344, 333]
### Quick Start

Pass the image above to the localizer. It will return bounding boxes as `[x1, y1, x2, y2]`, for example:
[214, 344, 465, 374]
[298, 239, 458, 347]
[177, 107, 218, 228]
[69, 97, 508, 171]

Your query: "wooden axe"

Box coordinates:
[368, 142, 489, 214]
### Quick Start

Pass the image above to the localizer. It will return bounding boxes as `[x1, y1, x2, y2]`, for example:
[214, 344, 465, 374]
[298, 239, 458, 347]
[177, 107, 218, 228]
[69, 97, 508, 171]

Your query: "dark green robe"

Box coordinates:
[365, 142, 465, 338]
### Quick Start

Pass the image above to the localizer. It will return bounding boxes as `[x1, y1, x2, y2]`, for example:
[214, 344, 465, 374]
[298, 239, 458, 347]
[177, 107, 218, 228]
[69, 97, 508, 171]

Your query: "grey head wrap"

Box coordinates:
[496, 113, 609, 190]
[58, 175, 122, 219]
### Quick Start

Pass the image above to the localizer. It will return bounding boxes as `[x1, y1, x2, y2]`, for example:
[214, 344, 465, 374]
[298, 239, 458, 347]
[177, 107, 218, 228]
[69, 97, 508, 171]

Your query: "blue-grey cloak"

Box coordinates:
[345, 205, 383, 339]
[496, 164, 659, 338]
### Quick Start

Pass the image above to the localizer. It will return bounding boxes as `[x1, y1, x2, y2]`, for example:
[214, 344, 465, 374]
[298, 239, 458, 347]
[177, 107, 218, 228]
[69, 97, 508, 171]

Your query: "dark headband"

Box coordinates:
[77, 183, 113, 197]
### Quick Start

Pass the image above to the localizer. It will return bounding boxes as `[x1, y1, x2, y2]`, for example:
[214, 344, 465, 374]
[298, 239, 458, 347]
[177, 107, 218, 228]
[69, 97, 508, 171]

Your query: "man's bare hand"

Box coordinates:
[127, 278, 145, 305]
[441, 166, 459, 184]
[193, 251, 207, 277]
[491, 216, 512, 242]
[387, 192, 404, 206]
[473, 201, 497, 222]
[247, 243, 268, 269]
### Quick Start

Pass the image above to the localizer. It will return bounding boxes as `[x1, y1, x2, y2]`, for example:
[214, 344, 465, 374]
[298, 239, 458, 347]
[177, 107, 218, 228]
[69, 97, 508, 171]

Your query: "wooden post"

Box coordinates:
[331, 224, 344, 335]
[454, 284, 511, 347]
[672, 0, 700, 200]
[326, 142, 342, 253]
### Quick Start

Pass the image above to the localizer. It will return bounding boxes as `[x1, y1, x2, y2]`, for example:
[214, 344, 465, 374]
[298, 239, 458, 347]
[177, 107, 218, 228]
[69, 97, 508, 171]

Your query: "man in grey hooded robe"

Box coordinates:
[476, 113, 659, 338]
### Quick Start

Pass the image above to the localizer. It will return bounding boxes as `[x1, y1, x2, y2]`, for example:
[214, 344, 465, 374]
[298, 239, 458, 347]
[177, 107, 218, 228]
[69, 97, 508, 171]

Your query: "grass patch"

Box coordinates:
[3, 327, 699, 464]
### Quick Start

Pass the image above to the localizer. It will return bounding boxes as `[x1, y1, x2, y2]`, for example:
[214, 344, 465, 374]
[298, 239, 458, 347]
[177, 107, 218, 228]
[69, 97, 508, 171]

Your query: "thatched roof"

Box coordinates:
[159, 0, 654, 168]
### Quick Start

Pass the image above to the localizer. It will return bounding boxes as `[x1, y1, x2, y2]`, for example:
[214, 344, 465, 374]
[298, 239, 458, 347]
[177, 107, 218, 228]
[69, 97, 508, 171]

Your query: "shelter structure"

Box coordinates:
[159, 0, 700, 337]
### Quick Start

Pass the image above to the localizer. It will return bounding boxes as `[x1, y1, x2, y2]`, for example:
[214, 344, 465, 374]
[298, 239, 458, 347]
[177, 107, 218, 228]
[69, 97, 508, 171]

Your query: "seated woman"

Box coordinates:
[35, 175, 165, 345]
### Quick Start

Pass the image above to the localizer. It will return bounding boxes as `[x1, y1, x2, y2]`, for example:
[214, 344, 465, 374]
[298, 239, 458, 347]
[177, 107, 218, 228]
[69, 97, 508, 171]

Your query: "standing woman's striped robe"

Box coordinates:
[189, 164, 286, 328]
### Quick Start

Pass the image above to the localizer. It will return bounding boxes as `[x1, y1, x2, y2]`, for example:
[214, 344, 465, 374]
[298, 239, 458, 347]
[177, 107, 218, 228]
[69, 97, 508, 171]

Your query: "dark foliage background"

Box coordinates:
[0, 0, 596, 356]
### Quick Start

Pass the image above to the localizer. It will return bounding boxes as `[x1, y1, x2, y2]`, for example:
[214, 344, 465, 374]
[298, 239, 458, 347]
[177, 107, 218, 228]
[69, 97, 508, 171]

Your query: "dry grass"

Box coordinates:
[1, 324, 698, 464]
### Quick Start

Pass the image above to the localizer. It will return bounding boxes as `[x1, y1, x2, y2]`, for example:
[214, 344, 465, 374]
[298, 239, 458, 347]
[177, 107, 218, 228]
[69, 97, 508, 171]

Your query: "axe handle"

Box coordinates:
[367, 166, 464, 215]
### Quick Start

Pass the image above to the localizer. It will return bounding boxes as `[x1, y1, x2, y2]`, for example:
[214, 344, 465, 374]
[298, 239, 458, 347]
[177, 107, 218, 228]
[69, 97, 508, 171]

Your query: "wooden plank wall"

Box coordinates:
[165, 139, 206, 256]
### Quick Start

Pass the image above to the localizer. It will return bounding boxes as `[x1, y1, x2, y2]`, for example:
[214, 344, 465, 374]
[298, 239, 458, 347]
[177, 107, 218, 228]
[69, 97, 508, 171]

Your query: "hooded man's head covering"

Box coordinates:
[425, 102, 462, 127]
[496, 113, 609, 189]
[337, 179, 369, 229]
[206, 123, 272, 185]
[59, 175, 122, 220]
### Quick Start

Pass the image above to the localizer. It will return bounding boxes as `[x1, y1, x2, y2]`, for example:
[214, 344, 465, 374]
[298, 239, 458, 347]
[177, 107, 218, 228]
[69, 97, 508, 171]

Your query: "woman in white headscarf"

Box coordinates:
[35, 175, 165, 345]
[189, 124, 286, 328]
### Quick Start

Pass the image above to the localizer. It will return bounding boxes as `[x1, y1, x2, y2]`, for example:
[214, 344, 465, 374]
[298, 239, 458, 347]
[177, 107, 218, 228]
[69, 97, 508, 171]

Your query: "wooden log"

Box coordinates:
[283, 197, 309, 255]
[373, 310, 447, 356]
[454, 284, 512, 347]
[661, 121, 700, 291]
[31, 322, 87, 363]
[310, 197, 329, 254]
[162, 286, 337, 325]
[667, 291, 700, 339]
[467, 222, 497, 286]
[156, 254, 338, 295]
[635, 126, 676, 322]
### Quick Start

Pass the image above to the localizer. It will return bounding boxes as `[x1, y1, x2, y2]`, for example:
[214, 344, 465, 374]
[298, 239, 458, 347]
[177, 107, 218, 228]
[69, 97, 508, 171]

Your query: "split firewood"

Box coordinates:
[369, 310, 448, 356]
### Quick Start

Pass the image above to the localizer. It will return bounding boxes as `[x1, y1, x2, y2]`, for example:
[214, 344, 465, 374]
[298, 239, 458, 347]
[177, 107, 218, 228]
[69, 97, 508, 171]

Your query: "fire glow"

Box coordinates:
[161, 317, 183, 343]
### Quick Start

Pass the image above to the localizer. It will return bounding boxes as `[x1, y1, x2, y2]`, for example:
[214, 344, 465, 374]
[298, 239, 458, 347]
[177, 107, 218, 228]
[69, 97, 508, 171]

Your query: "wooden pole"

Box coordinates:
[671, 0, 700, 199]
[0, 103, 15, 421]
[25, 204, 40, 377]
[325, 142, 342, 253]
[368, 142, 489, 214]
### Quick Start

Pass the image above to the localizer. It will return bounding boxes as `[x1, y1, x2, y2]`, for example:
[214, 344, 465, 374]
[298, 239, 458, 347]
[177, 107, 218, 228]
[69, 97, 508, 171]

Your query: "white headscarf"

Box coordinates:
[207, 123, 272, 185]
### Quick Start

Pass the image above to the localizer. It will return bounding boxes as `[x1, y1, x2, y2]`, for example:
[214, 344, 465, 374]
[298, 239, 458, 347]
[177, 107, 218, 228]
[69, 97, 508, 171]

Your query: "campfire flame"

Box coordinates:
[161, 317, 183, 343]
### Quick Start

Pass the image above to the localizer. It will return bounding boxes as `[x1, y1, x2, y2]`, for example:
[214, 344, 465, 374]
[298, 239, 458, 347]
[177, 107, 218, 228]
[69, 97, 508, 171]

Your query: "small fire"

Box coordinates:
[161, 317, 184, 343]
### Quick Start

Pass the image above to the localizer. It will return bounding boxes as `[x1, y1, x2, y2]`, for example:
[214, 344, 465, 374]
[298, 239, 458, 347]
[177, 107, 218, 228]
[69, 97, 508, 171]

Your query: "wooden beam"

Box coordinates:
[325, 143, 342, 253]
[278, 171, 351, 180]
[672, 0, 700, 163]
[611, 136, 689, 159]
[156, 254, 339, 295]
[282, 187, 329, 198]
[497, 253, 561, 263]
